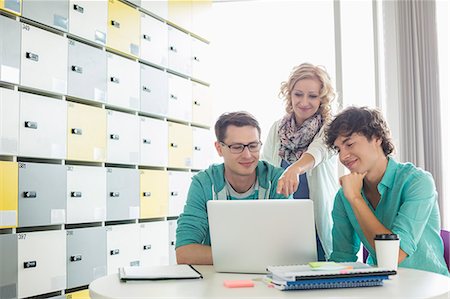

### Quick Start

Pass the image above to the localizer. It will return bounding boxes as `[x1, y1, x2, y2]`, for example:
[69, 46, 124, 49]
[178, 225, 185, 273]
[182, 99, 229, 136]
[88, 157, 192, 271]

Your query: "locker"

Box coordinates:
[140, 0, 168, 20]
[191, 127, 213, 170]
[106, 53, 140, 111]
[140, 64, 168, 117]
[107, 0, 140, 57]
[66, 289, 91, 299]
[0, 234, 18, 299]
[66, 165, 106, 224]
[191, 81, 212, 126]
[67, 102, 107, 162]
[167, 0, 192, 32]
[17, 230, 66, 298]
[139, 221, 169, 266]
[106, 223, 140, 274]
[139, 116, 168, 167]
[0, 15, 20, 84]
[106, 167, 140, 221]
[67, 39, 107, 104]
[0, 0, 21, 15]
[168, 219, 177, 265]
[140, 169, 168, 219]
[20, 23, 68, 94]
[167, 171, 190, 217]
[69, 0, 108, 46]
[22, 0, 69, 31]
[106, 110, 140, 165]
[18, 162, 66, 227]
[0, 88, 19, 156]
[0, 161, 18, 229]
[168, 25, 191, 76]
[168, 122, 192, 169]
[167, 74, 192, 122]
[66, 226, 107, 289]
[19, 93, 67, 159]
[140, 13, 168, 67]
[191, 37, 209, 82]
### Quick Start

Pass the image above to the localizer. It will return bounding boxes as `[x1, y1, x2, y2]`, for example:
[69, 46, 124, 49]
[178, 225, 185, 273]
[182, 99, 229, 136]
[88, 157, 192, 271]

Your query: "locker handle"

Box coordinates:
[70, 255, 83, 262]
[24, 261, 37, 268]
[143, 139, 151, 144]
[142, 86, 151, 93]
[23, 191, 37, 198]
[170, 94, 178, 100]
[169, 46, 177, 53]
[143, 244, 152, 250]
[143, 34, 151, 41]
[143, 192, 151, 197]
[24, 121, 38, 129]
[130, 260, 140, 267]
[194, 56, 200, 62]
[73, 4, 84, 13]
[25, 52, 39, 62]
[110, 192, 120, 197]
[110, 134, 120, 140]
[71, 191, 82, 198]
[71, 65, 83, 74]
[110, 77, 120, 84]
[170, 143, 178, 148]
[71, 128, 83, 135]
[171, 191, 179, 196]
[194, 101, 200, 106]
[171, 241, 175, 246]
[110, 249, 120, 255]
[111, 20, 120, 28]
[194, 146, 201, 151]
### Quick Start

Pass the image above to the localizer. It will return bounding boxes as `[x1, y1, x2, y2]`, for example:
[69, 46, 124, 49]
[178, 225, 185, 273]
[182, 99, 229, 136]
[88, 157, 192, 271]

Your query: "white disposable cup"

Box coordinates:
[374, 234, 400, 271]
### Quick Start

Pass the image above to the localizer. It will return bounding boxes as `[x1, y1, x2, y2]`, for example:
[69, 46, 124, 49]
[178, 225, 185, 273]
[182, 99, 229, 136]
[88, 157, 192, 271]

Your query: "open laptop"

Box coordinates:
[207, 199, 317, 274]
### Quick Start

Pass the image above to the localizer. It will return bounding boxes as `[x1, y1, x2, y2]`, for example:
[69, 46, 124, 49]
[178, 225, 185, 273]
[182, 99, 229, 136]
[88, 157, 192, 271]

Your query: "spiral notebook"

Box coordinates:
[265, 275, 387, 290]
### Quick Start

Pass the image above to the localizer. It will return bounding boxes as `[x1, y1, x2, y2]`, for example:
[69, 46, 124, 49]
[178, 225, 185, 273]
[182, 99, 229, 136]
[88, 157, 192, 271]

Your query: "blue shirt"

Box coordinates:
[330, 158, 449, 276]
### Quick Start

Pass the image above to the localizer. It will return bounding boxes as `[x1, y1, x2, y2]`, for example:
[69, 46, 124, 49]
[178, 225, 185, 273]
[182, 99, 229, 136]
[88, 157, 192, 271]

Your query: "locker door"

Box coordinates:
[168, 122, 192, 169]
[67, 39, 107, 104]
[0, 88, 19, 155]
[140, 63, 168, 117]
[66, 289, 91, 299]
[140, 170, 168, 219]
[139, 117, 168, 167]
[67, 102, 107, 162]
[17, 230, 66, 298]
[191, 81, 212, 126]
[107, 53, 140, 111]
[66, 165, 106, 224]
[106, 224, 140, 274]
[0, 234, 18, 299]
[69, 0, 108, 46]
[106, 167, 140, 221]
[140, 13, 168, 67]
[191, 37, 209, 82]
[19, 93, 67, 159]
[18, 162, 66, 227]
[0, 15, 20, 84]
[139, 221, 169, 266]
[192, 127, 213, 170]
[167, 74, 192, 122]
[107, 0, 140, 57]
[20, 24, 68, 95]
[168, 25, 191, 76]
[22, 0, 69, 31]
[0, 0, 21, 15]
[168, 219, 177, 265]
[66, 227, 107, 289]
[140, 0, 168, 20]
[0, 161, 18, 229]
[106, 110, 140, 165]
[168, 171, 191, 217]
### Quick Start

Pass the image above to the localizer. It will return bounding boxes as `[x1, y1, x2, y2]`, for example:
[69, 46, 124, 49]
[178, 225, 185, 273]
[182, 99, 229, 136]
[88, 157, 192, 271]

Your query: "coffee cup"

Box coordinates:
[374, 233, 400, 270]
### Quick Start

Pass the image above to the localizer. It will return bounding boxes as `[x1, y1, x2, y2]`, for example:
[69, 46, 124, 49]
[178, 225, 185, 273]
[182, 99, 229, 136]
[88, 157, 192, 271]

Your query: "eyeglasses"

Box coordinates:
[220, 141, 262, 154]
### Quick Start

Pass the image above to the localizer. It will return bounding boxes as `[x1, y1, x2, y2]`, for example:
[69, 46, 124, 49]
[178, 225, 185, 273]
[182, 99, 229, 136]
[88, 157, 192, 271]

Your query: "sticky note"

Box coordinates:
[223, 280, 255, 288]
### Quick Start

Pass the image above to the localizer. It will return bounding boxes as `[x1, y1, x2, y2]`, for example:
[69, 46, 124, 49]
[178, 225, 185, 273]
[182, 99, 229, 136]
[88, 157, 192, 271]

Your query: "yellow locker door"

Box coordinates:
[66, 289, 90, 299]
[107, 0, 140, 58]
[0, 161, 18, 228]
[168, 122, 192, 169]
[168, 0, 192, 32]
[67, 102, 107, 162]
[140, 170, 169, 219]
[0, 0, 22, 15]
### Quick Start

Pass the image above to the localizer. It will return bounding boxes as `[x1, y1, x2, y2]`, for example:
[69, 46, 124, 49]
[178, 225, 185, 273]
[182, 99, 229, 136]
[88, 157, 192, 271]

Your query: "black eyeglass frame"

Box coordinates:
[219, 141, 263, 154]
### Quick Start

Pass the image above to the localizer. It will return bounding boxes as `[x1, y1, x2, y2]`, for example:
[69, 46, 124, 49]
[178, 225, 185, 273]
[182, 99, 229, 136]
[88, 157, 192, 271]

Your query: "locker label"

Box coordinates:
[71, 191, 82, 198]
[19, 163, 26, 168]
[110, 249, 120, 255]
[24, 121, 37, 129]
[130, 260, 140, 267]
[25, 52, 39, 62]
[70, 255, 82, 262]
[22, 24, 30, 31]
[73, 4, 84, 13]
[24, 261, 37, 268]
[18, 233, 27, 240]
[23, 191, 37, 198]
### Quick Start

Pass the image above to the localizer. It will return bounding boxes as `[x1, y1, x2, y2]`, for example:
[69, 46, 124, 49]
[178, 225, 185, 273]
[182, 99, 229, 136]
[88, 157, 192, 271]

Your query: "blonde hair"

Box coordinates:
[280, 63, 335, 122]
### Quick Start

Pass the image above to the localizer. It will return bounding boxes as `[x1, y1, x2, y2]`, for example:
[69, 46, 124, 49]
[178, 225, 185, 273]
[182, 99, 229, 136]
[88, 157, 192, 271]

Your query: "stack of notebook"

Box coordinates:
[264, 262, 396, 291]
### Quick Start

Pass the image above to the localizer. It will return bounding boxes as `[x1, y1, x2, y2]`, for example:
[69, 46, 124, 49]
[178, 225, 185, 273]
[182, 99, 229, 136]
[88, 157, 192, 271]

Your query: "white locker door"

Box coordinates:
[139, 117, 168, 167]
[0, 15, 21, 84]
[106, 53, 140, 111]
[0, 88, 19, 155]
[140, 63, 168, 117]
[192, 127, 213, 170]
[17, 230, 66, 298]
[106, 224, 140, 274]
[141, 0, 168, 20]
[167, 25, 191, 76]
[139, 221, 169, 266]
[107, 110, 140, 165]
[167, 74, 192, 122]
[192, 81, 212, 127]
[140, 13, 168, 67]
[168, 171, 191, 217]
[19, 93, 67, 159]
[168, 220, 177, 265]
[191, 37, 209, 82]
[20, 23, 68, 95]
[66, 165, 106, 224]
[69, 0, 108, 46]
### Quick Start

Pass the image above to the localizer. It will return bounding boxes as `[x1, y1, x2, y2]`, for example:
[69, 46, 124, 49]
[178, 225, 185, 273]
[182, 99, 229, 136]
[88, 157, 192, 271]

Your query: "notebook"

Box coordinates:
[207, 199, 317, 274]
[118, 265, 203, 281]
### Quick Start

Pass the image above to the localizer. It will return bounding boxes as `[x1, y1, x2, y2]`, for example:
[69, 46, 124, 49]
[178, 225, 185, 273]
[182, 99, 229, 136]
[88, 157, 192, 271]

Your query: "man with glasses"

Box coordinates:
[176, 111, 289, 265]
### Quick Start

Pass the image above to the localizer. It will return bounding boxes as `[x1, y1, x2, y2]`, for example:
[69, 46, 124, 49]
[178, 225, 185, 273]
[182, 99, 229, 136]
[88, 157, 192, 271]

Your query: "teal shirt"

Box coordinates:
[176, 161, 289, 248]
[330, 158, 449, 276]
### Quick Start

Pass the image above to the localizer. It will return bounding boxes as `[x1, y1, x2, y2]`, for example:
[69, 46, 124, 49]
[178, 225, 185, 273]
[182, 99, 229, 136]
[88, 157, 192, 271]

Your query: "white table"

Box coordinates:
[89, 266, 450, 299]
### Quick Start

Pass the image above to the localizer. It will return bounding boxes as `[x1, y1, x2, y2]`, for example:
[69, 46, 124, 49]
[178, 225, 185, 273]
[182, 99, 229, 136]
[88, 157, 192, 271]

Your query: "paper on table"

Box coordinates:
[119, 264, 203, 281]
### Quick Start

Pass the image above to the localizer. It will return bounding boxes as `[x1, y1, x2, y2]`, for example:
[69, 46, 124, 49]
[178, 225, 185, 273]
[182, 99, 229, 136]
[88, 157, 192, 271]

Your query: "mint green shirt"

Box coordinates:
[330, 158, 449, 276]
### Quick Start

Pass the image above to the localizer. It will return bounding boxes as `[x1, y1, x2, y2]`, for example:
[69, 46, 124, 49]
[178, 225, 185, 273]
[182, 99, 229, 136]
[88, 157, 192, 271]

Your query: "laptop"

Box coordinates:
[207, 199, 317, 274]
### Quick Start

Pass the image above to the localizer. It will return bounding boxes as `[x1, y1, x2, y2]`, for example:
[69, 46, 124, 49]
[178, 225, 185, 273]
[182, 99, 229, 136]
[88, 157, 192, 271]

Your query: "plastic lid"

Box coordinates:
[374, 233, 399, 240]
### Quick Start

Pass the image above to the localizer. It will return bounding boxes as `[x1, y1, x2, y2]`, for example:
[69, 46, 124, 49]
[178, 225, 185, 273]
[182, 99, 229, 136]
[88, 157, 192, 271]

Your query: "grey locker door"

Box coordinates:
[0, 15, 21, 84]
[22, 0, 69, 32]
[0, 234, 18, 299]
[140, 64, 168, 117]
[18, 162, 67, 227]
[106, 167, 140, 221]
[66, 226, 107, 289]
[67, 39, 107, 103]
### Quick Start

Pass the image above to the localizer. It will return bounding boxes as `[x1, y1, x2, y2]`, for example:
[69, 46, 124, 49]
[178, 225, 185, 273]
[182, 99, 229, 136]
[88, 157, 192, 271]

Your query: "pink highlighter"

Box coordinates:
[223, 280, 255, 288]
